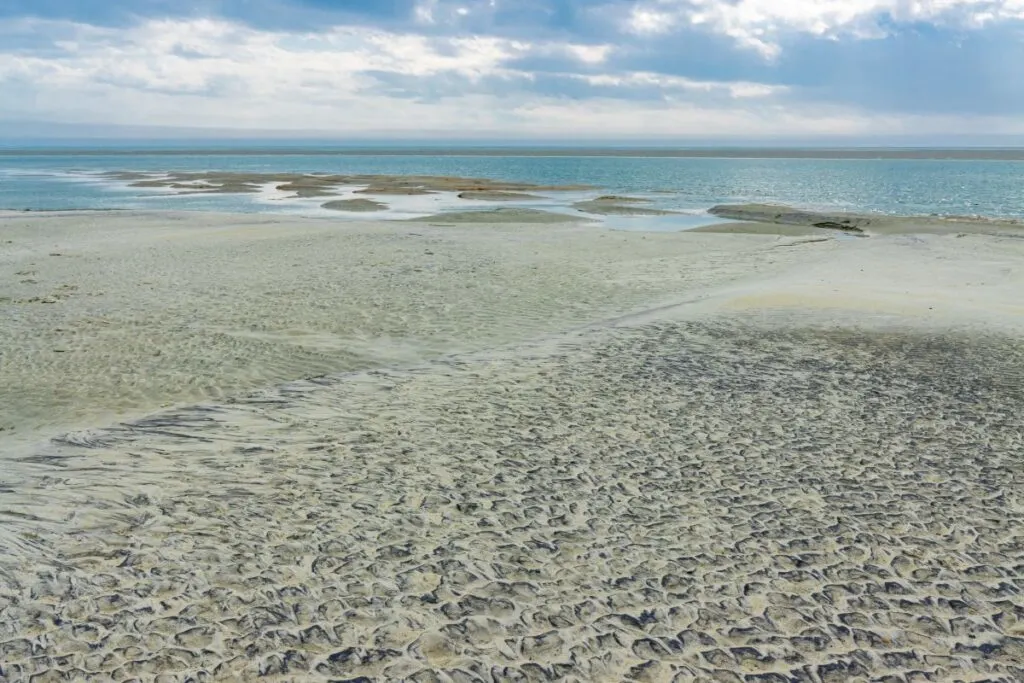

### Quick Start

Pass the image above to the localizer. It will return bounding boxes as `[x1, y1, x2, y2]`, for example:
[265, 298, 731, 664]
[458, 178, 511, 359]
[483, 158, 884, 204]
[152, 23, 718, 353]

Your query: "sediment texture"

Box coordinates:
[1, 212, 806, 444]
[2, 321, 1023, 682]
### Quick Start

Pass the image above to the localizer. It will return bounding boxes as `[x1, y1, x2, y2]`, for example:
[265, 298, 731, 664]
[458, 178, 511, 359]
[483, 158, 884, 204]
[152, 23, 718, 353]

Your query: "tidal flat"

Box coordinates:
[1, 207, 1023, 681]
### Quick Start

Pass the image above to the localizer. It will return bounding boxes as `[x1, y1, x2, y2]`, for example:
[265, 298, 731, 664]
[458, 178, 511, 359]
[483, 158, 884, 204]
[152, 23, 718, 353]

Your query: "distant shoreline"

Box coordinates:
[6, 147, 1024, 160]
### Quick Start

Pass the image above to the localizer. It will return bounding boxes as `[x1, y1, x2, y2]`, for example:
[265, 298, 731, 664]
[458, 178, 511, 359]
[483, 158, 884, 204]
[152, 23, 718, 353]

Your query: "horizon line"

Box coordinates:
[4, 144, 1024, 160]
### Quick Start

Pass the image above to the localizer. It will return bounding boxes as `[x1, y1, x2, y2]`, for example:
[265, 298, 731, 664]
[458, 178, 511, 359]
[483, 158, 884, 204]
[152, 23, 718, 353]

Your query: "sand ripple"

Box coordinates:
[2, 321, 1023, 681]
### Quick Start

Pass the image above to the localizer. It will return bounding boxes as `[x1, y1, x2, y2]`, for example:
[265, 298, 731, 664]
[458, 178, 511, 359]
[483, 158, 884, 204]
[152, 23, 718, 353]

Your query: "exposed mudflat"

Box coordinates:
[322, 198, 388, 212]
[105, 172, 593, 197]
[709, 203, 1024, 237]
[410, 208, 592, 224]
[456, 191, 544, 201]
[692, 222, 836, 237]
[574, 199, 680, 217]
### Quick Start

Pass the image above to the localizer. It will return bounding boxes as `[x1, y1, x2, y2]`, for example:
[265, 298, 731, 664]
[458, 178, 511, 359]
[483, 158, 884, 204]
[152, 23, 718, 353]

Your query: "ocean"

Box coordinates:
[3, 150, 1024, 228]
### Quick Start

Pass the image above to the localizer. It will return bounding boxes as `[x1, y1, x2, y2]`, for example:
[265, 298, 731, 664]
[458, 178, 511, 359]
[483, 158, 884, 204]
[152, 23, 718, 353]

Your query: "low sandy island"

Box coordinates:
[1, 209, 1024, 681]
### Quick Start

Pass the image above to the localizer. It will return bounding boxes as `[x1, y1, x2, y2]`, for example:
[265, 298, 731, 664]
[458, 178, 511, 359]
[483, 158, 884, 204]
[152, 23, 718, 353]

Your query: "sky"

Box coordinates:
[1, 0, 1024, 142]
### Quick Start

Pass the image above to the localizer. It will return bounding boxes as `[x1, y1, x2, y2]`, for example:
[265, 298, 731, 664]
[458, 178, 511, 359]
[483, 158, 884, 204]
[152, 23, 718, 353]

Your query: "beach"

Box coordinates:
[2, 207, 1024, 681]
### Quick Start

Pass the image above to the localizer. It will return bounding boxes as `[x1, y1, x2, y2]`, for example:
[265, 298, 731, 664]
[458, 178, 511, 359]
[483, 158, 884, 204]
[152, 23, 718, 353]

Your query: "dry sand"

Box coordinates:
[2, 210, 1024, 682]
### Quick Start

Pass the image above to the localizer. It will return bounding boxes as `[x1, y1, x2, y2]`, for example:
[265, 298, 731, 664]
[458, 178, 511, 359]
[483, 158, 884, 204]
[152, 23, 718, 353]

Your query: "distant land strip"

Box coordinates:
[5, 147, 1024, 160]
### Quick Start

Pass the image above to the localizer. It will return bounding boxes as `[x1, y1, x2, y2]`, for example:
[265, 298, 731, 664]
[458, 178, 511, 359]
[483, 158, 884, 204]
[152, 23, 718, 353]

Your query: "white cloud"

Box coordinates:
[0, 18, 530, 99]
[581, 71, 787, 98]
[414, 0, 487, 25]
[415, 0, 440, 24]
[1, 15, 1020, 138]
[564, 43, 613, 64]
[628, 8, 679, 34]
[631, 0, 1024, 56]
[0, 17, 792, 131]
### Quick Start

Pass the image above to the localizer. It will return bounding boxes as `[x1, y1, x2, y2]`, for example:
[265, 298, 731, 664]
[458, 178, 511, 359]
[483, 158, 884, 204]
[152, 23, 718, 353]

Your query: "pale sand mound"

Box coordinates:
[321, 198, 388, 212]
[411, 208, 590, 223]
[710, 230, 1024, 326]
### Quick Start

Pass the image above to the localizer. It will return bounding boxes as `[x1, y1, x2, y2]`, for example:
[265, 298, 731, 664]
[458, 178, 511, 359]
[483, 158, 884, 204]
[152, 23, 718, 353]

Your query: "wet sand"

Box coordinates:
[1, 210, 1024, 682]
[322, 198, 388, 212]
[709, 203, 1024, 237]
[457, 191, 544, 201]
[106, 172, 594, 197]
[411, 208, 591, 224]
[574, 197, 680, 217]
[692, 222, 833, 237]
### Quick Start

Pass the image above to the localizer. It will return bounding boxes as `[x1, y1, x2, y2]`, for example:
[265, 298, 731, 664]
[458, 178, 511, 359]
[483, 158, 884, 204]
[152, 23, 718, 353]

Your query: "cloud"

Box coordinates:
[0, 18, 524, 97]
[1, 1, 1024, 139]
[0, 16, 802, 135]
[628, 0, 1024, 56]
[580, 71, 786, 98]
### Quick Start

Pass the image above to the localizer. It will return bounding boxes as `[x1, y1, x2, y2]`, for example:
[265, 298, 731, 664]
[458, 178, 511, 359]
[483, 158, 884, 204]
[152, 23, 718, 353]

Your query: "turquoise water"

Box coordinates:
[2, 152, 1024, 222]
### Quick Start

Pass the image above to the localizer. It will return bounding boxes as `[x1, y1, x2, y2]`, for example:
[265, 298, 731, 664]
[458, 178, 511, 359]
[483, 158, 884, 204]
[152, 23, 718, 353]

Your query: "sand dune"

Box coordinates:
[1, 211, 1023, 681]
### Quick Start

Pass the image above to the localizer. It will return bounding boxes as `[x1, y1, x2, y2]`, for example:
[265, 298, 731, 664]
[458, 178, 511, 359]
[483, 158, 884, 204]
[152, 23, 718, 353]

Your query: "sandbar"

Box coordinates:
[710, 202, 1024, 237]
[321, 198, 388, 212]
[457, 190, 544, 201]
[594, 195, 653, 203]
[574, 198, 679, 216]
[692, 221, 836, 236]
